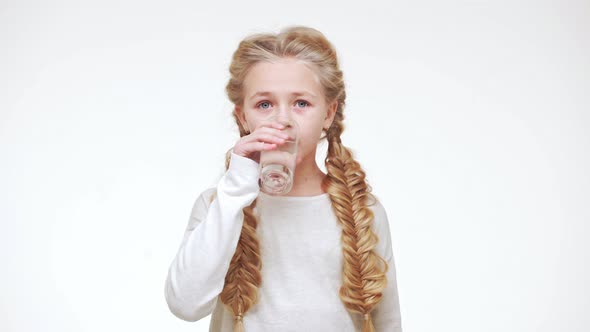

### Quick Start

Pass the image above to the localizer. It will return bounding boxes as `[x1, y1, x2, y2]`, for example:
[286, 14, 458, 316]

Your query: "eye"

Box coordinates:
[256, 101, 272, 109]
[295, 100, 310, 108]
[255, 99, 311, 110]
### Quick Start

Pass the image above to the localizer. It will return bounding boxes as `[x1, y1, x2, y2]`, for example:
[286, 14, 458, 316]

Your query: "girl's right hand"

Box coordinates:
[232, 121, 291, 164]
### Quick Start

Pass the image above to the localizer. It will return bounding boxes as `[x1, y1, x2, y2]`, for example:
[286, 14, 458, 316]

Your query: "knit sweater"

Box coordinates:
[164, 151, 403, 331]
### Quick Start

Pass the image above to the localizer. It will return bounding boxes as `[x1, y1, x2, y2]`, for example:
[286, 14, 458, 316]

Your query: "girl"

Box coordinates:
[165, 26, 402, 332]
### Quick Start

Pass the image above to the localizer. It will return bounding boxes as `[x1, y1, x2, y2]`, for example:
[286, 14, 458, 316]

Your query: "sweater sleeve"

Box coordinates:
[370, 198, 403, 331]
[164, 150, 261, 322]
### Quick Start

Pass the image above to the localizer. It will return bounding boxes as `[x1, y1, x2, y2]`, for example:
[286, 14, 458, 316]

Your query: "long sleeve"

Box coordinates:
[164, 151, 260, 322]
[370, 198, 403, 331]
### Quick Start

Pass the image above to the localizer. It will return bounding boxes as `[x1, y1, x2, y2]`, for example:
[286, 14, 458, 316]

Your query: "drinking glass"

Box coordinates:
[258, 115, 299, 195]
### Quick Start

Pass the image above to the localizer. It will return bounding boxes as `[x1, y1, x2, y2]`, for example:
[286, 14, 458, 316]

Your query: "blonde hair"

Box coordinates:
[210, 25, 389, 332]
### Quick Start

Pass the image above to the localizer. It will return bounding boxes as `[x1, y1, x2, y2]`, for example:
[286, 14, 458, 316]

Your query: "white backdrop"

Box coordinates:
[1, 0, 588, 331]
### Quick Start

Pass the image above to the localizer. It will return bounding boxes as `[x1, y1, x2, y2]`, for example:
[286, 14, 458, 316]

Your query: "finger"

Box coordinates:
[261, 142, 278, 150]
[244, 141, 277, 153]
[254, 133, 287, 145]
[264, 120, 286, 129]
[271, 122, 286, 130]
[256, 126, 290, 139]
[256, 120, 286, 131]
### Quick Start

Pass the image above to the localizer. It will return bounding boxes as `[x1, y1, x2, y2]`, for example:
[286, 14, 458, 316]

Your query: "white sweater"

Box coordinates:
[164, 151, 403, 332]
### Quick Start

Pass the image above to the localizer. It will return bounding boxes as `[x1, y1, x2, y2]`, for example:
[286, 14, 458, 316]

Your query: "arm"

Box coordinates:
[164, 151, 260, 322]
[370, 198, 403, 331]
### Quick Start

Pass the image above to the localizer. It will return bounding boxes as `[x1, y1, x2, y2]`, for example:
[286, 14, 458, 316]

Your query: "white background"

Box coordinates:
[1, 0, 588, 331]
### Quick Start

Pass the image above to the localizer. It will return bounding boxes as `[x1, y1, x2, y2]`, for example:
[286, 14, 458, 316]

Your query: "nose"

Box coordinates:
[273, 105, 290, 118]
[267, 105, 299, 133]
[269, 106, 293, 123]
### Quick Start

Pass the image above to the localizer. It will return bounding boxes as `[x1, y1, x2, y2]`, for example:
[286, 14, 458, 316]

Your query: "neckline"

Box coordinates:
[258, 190, 330, 202]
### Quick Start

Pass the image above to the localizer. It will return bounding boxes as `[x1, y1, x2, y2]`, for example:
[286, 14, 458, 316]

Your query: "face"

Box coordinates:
[234, 57, 337, 165]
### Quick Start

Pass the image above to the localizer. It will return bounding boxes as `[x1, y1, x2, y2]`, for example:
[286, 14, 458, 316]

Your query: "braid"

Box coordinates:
[218, 198, 262, 332]
[209, 148, 263, 332]
[322, 123, 389, 332]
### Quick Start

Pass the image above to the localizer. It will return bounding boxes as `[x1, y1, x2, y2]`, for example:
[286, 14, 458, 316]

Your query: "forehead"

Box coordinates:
[243, 58, 322, 99]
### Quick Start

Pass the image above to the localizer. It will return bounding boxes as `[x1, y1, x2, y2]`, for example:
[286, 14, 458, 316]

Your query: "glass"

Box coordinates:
[258, 115, 300, 195]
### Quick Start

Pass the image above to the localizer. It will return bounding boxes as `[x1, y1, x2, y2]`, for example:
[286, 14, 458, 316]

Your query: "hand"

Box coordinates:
[232, 121, 292, 164]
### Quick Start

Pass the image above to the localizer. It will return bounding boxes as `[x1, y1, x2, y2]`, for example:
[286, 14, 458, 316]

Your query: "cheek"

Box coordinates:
[296, 127, 321, 151]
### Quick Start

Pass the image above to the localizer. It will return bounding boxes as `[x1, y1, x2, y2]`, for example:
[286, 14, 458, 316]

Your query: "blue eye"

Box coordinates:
[296, 100, 310, 108]
[255, 100, 311, 109]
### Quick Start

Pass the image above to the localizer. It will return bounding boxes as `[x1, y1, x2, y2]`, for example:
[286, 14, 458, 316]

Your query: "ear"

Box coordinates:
[234, 105, 248, 130]
[323, 100, 338, 129]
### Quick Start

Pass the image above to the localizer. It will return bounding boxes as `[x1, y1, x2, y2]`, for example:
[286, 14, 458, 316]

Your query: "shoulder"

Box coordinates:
[367, 193, 390, 230]
[367, 193, 394, 260]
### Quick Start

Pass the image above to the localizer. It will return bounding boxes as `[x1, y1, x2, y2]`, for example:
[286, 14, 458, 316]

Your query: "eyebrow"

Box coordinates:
[248, 91, 318, 100]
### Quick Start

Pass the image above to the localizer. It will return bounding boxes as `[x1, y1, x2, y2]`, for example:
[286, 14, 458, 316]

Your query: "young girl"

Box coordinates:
[165, 26, 402, 332]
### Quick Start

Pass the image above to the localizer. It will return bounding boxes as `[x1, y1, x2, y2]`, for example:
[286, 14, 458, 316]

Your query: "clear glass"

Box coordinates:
[258, 115, 299, 195]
